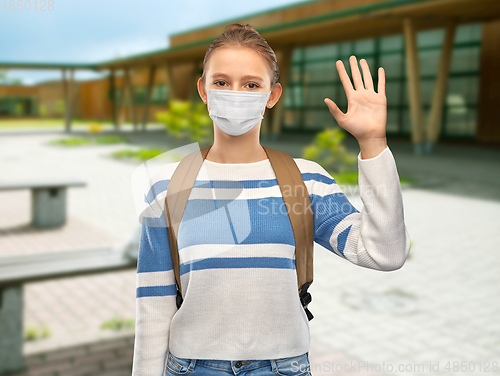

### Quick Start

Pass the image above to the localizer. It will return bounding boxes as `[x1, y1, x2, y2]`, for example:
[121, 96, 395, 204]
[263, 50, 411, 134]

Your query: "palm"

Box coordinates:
[324, 56, 387, 141]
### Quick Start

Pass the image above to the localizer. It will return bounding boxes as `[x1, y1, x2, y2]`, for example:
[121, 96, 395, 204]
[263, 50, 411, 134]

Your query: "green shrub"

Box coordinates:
[156, 100, 213, 144]
[302, 128, 419, 187]
[94, 135, 128, 144]
[49, 137, 90, 146]
[111, 148, 166, 161]
[49, 135, 127, 147]
[55, 100, 65, 116]
[302, 127, 358, 175]
[24, 324, 51, 341]
[100, 317, 135, 331]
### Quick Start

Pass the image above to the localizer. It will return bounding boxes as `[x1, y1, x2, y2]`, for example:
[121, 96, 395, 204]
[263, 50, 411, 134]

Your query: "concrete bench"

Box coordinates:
[0, 236, 140, 375]
[0, 179, 86, 228]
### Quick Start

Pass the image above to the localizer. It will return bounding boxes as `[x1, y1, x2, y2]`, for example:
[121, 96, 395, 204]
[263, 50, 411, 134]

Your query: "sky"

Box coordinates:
[0, 0, 310, 84]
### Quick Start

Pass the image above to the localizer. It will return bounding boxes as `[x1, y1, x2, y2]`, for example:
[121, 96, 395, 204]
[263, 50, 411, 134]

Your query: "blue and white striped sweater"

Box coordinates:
[132, 146, 411, 376]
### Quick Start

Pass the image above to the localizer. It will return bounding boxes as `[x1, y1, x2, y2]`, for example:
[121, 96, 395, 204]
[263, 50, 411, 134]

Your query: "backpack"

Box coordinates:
[164, 145, 315, 321]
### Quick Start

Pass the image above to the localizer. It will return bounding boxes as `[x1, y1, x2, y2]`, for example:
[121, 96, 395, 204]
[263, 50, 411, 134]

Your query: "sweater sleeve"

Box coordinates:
[131, 185, 178, 376]
[311, 146, 411, 271]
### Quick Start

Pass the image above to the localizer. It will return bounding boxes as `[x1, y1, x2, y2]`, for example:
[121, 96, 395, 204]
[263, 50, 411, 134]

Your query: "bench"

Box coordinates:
[0, 229, 141, 375]
[0, 179, 86, 228]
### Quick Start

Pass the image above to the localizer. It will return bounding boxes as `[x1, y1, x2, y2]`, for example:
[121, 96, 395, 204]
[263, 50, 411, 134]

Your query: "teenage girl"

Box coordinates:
[132, 23, 410, 376]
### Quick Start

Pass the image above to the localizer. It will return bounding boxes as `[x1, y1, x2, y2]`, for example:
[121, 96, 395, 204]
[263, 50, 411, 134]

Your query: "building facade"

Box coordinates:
[1, 0, 499, 146]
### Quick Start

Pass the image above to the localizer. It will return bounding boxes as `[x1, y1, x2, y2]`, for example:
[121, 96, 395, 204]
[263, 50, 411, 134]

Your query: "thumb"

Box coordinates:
[324, 98, 345, 123]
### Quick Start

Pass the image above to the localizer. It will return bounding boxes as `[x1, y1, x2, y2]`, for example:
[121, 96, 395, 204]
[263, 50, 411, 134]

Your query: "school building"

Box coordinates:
[1, 0, 500, 151]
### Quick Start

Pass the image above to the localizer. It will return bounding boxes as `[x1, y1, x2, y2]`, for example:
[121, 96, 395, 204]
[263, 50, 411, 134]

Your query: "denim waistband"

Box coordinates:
[191, 352, 309, 373]
[196, 358, 272, 371]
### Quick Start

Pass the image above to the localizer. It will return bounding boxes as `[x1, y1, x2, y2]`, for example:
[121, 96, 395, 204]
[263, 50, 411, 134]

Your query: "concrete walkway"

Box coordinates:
[0, 127, 499, 376]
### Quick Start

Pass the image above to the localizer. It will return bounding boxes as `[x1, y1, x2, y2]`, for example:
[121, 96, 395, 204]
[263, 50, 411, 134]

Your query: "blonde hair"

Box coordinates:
[201, 23, 280, 89]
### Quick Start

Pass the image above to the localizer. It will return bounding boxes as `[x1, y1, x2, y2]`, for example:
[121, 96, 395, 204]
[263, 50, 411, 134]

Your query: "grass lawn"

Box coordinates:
[0, 118, 114, 128]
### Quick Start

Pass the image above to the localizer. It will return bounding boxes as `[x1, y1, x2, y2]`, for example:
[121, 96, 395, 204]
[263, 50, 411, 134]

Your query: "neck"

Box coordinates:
[207, 126, 268, 163]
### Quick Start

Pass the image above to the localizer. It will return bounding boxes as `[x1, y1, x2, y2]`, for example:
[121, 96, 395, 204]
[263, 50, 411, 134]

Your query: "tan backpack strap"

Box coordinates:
[262, 146, 315, 320]
[164, 145, 212, 308]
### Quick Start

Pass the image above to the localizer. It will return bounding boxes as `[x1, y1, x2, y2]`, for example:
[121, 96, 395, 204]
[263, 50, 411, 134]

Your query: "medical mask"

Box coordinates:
[206, 88, 271, 136]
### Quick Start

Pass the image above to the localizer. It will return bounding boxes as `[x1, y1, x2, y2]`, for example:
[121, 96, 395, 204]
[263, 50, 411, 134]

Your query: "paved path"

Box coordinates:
[0, 128, 499, 376]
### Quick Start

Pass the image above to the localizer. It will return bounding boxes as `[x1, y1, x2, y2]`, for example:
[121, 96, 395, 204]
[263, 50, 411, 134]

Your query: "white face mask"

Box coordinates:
[206, 88, 271, 136]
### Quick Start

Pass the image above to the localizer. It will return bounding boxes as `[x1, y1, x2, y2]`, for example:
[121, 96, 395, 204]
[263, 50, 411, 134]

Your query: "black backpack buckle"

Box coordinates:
[299, 282, 314, 321]
[176, 287, 183, 309]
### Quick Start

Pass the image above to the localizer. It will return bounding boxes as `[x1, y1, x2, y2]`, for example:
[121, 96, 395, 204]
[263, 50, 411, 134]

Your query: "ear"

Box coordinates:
[197, 77, 207, 103]
[268, 83, 282, 108]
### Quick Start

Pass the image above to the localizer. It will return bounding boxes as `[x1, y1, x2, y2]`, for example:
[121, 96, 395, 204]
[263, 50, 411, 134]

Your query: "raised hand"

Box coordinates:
[324, 56, 388, 159]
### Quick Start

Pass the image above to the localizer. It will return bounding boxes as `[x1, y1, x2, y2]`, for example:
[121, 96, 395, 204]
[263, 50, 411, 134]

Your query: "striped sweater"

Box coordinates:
[131, 145, 411, 376]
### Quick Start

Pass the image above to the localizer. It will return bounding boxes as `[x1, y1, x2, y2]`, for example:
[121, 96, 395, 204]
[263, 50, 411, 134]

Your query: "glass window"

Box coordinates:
[305, 43, 338, 60]
[380, 34, 403, 51]
[455, 23, 482, 43]
[447, 76, 479, 105]
[402, 80, 436, 107]
[354, 38, 375, 55]
[401, 108, 429, 135]
[386, 109, 399, 133]
[115, 90, 123, 104]
[401, 109, 413, 135]
[304, 60, 338, 83]
[290, 64, 302, 84]
[336, 57, 352, 78]
[419, 49, 441, 76]
[151, 84, 168, 104]
[339, 42, 352, 57]
[292, 48, 303, 63]
[283, 109, 301, 129]
[380, 53, 403, 78]
[385, 81, 401, 106]
[335, 84, 348, 112]
[418, 28, 445, 48]
[445, 106, 476, 136]
[303, 109, 336, 129]
[450, 46, 480, 73]
[402, 82, 408, 106]
[421, 78, 436, 106]
[446, 94, 467, 113]
[133, 86, 147, 105]
[284, 87, 293, 108]
[304, 85, 335, 107]
[361, 56, 377, 81]
[284, 26, 480, 139]
[285, 84, 303, 108]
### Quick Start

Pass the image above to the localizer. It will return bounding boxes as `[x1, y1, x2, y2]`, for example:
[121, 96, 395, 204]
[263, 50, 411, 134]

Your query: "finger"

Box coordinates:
[378, 67, 386, 96]
[360, 59, 374, 91]
[349, 55, 364, 90]
[336, 60, 353, 96]
[324, 98, 346, 123]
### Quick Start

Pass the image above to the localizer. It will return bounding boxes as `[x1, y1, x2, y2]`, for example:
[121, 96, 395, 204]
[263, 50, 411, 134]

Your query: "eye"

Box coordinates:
[246, 83, 259, 89]
[214, 80, 227, 87]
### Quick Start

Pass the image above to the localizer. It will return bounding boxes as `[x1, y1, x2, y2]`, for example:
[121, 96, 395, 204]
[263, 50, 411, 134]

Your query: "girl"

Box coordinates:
[132, 23, 410, 376]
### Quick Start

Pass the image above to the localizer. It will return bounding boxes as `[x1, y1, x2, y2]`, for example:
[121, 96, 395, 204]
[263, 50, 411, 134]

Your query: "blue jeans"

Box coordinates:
[165, 351, 312, 376]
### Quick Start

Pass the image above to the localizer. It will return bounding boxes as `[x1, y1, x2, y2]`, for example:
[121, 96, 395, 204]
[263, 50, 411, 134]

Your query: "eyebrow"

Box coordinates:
[212, 73, 264, 82]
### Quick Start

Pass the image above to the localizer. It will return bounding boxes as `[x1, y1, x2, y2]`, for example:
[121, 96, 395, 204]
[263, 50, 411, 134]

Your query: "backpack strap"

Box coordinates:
[262, 146, 315, 321]
[164, 145, 212, 309]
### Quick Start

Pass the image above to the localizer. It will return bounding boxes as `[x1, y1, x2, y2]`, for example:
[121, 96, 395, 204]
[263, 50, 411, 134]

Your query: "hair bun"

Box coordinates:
[223, 23, 256, 33]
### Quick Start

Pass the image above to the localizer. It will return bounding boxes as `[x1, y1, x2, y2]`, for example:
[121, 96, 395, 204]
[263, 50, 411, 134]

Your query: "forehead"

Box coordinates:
[207, 46, 270, 80]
